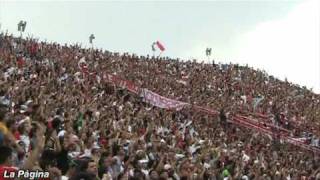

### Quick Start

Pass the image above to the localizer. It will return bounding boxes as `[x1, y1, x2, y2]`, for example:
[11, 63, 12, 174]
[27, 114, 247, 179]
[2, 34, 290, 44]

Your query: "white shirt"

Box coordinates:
[20, 134, 30, 152]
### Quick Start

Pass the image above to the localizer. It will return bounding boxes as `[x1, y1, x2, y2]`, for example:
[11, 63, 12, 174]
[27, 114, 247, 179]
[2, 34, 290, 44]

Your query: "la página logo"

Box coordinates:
[3, 170, 49, 179]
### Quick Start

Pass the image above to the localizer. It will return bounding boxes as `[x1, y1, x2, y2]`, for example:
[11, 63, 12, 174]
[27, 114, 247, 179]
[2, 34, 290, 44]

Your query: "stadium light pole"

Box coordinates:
[206, 47, 212, 62]
[89, 34, 95, 49]
[17, 20, 27, 38]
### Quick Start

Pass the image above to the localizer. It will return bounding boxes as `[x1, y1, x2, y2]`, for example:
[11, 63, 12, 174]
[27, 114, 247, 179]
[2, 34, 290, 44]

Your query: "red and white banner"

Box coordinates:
[286, 137, 320, 154]
[100, 72, 320, 154]
[140, 88, 189, 110]
[193, 105, 219, 115]
[103, 73, 140, 94]
[231, 116, 320, 154]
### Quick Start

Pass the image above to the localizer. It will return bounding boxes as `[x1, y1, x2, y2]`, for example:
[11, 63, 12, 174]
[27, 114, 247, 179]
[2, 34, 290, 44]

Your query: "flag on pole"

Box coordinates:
[156, 41, 165, 51]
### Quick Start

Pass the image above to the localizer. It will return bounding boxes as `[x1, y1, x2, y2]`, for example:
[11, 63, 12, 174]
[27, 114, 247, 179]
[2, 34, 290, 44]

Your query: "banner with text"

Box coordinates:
[140, 88, 190, 110]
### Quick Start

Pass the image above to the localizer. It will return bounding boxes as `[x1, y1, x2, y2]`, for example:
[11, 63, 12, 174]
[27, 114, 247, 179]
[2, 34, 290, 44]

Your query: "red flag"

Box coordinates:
[156, 41, 165, 51]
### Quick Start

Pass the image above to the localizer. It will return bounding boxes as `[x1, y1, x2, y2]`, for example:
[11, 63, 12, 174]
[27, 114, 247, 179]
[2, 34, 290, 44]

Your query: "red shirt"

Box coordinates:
[31, 43, 38, 55]
[16, 57, 25, 69]
[13, 131, 20, 141]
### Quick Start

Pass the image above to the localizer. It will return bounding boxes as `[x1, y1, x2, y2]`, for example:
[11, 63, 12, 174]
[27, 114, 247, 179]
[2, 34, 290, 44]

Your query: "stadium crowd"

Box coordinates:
[0, 32, 320, 179]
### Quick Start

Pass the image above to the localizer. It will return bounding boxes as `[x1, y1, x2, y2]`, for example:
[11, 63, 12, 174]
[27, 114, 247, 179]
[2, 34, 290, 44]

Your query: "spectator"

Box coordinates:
[0, 32, 319, 179]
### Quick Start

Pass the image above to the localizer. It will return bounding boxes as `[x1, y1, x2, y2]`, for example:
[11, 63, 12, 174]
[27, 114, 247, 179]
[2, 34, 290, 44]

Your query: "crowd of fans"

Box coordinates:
[0, 32, 320, 179]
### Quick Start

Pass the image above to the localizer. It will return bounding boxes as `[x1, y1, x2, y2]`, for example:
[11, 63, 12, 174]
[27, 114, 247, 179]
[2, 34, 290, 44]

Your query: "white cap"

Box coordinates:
[25, 100, 33, 105]
[241, 175, 249, 180]
[175, 154, 185, 159]
[92, 144, 101, 149]
[61, 176, 69, 180]
[58, 130, 66, 138]
[139, 159, 149, 164]
[164, 164, 172, 170]
[74, 72, 81, 76]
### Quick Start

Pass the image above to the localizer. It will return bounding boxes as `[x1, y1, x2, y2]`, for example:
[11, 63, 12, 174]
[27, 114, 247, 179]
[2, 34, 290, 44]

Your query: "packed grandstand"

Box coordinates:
[0, 32, 320, 179]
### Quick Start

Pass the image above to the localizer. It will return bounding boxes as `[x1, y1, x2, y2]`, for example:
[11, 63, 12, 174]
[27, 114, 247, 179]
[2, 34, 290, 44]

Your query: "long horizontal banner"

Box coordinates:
[99, 70, 320, 154]
[234, 115, 290, 135]
[193, 105, 219, 115]
[231, 116, 320, 154]
[140, 88, 190, 110]
[103, 73, 140, 94]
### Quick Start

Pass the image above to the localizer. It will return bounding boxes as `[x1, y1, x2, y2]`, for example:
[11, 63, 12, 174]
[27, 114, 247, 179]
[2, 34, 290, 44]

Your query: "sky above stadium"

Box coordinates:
[0, 0, 319, 93]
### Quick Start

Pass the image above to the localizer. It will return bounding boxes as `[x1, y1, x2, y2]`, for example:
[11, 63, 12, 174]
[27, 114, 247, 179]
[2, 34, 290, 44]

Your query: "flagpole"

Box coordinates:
[151, 42, 156, 58]
[157, 51, 163, 59]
